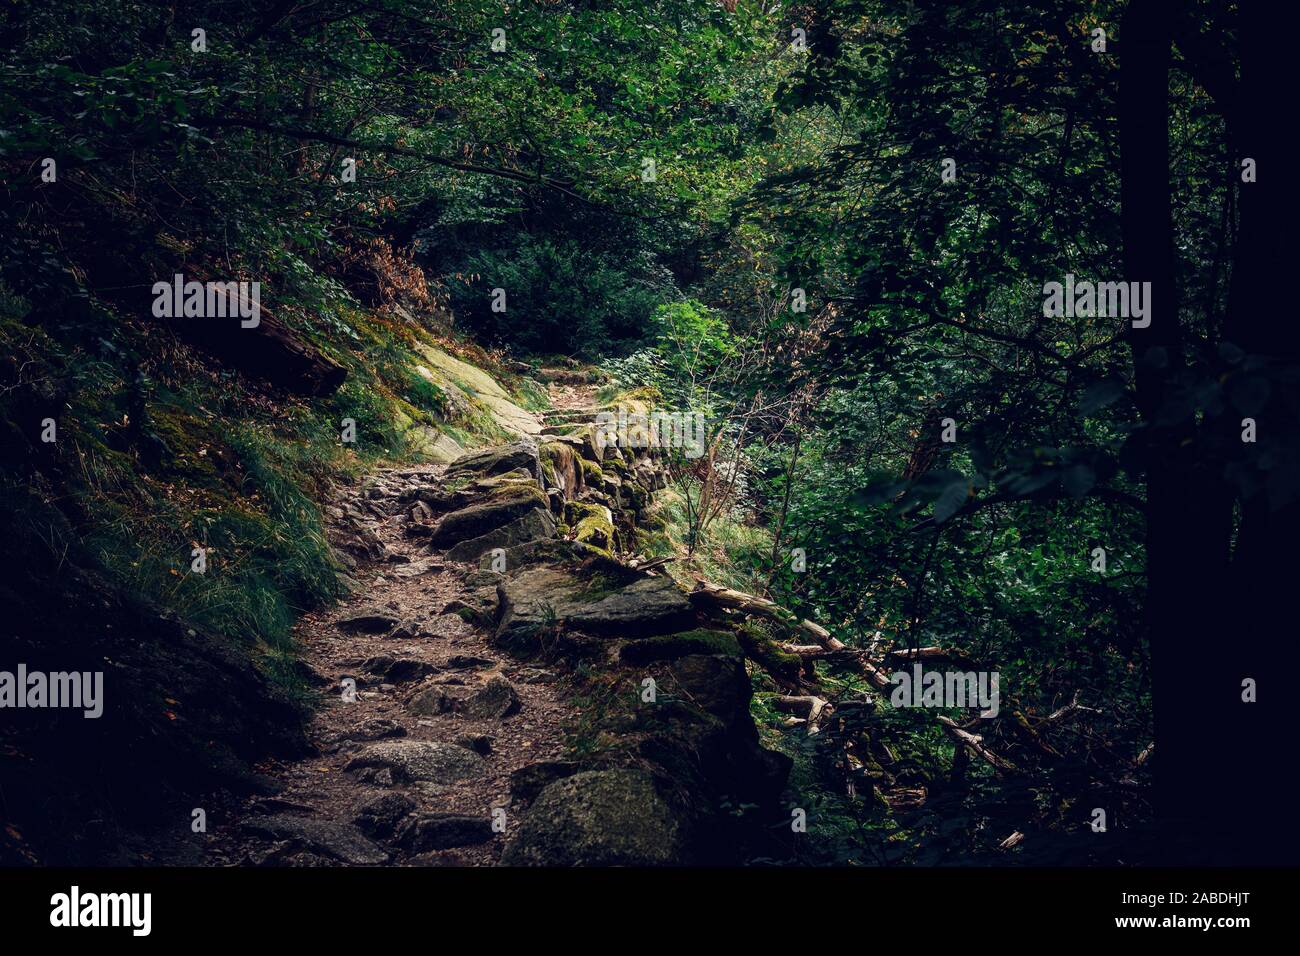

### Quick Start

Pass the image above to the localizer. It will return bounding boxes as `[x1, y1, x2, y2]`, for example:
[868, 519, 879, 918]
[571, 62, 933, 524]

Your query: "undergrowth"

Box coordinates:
[0, 281, 541, 695]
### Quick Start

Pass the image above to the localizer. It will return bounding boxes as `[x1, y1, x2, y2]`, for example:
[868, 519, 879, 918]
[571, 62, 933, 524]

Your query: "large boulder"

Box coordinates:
[476, 538, 606, 573]
[445, 442, 540, 482]
[344, 740, 484, 784]
[619, 629, 743, 665]
[445, 507, 555, 563]
[413, 345, 541, 437]
[500, 770, 689, 866]
[495, 567, 697, 646]
[427, 489, 550, 548]
[400, 470, 534, 512]
[665, 654, 752, 724]
[240, 815, 389, 865]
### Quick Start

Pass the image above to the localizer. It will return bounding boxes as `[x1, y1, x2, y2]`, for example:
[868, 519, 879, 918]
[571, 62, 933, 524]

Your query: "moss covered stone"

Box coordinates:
[500, 769, 688, 866]
[573, 503, 616, 552]
[619, 629, 743, 665]
[578, 457, 605, 486]
[428, 487, 550, 547]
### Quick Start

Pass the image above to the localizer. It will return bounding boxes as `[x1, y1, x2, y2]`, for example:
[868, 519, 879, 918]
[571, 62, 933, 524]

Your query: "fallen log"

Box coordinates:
[771, 694, 831, 734]
[777, 643, 828, 658]
[937, 715, 1020, 775]
[689, 580, 846, 650]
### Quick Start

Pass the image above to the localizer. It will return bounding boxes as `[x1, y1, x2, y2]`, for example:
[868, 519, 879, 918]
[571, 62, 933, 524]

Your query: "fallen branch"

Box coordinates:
[884, 645, 979, 668]
[771, 694, 832, 734]
[937, 715, 1021, 775]
[690, 580, 846, 649]
[630, 556, 675, 573]
[777, 643, 830, 658]
[1044, 692, 1101, 723]
[690, 578, 1025, 776]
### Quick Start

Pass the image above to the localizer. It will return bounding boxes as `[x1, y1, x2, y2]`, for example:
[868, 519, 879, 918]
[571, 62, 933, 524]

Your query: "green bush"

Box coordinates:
[447, 232, 675, 357]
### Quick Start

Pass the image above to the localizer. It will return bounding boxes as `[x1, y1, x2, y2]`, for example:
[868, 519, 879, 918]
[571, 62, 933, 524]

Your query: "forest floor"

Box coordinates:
[202, 377, 600, 866]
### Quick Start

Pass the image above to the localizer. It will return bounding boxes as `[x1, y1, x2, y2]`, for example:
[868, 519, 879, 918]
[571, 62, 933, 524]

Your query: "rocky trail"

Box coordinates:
[203, 375, 791, 866]
[203, 462, 574, 866]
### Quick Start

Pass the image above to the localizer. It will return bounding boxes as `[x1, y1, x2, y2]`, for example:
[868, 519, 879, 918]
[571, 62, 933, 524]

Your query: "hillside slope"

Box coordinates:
[0, 285, 551, 865]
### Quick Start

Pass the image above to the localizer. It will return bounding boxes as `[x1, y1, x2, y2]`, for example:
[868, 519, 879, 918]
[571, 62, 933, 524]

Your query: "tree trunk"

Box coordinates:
[1120, 0, 1233, 861]
[1216, 0, 1300, 864]
[1122, 0, 1297, 862]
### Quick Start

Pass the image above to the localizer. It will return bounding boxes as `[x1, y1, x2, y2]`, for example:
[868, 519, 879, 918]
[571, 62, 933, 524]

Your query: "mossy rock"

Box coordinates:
[414, 345, 540, 437]
[476, 538, 606, 572]
[539, 440, 580, 497]
[578, 457, 605, 485]
[500, 769, 689, 866]
[495, 566, 697, 643]
[564, 500, 610, 525]
[737, 628, 803, 685]
[619, 629, 742, 665]
[575, 512, 616, 553]
[484, 477, 543, 499]
[444, 507, 555, 563]
[445, 441, 540, 481]
[427, 488, 550, 547]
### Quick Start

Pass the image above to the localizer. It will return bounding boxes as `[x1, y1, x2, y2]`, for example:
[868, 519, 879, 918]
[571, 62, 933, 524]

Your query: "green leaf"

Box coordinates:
[933, 480, 970, 523]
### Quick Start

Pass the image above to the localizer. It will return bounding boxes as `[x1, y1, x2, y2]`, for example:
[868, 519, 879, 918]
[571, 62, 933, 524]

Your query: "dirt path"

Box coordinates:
[205, 382, 602, 866]
[539, 366, 602, 414]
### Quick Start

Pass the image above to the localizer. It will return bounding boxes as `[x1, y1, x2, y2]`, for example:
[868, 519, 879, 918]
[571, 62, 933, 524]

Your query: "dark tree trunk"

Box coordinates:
[1120, 0, 1233, 862]
[1218, 0, 1300, 863]
[1122, 0, 1300, 862]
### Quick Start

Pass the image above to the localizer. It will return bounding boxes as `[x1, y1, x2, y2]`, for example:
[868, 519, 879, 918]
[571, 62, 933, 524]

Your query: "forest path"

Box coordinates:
[203, 377, 605, 866]
[538, 367, 603, 414]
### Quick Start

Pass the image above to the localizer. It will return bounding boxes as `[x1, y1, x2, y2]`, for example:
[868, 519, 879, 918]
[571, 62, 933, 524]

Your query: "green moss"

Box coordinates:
[620, 629, 743, 664]
[578, 458, 605, 485]
[564, 500, 609, 524]
[540, 457, 559, 487]
[737, 624, 803, 684]
[486, 482, 549, 506]
[575, 513, 616, 552]
[512, 376, 552, 412]
[147, 404, 232, 491]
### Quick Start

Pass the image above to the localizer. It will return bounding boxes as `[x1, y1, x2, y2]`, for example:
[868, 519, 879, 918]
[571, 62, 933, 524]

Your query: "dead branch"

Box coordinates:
[936, 715, 1021, 775]
[689, 580, 847, 650]
[771, 694, 831, 734]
